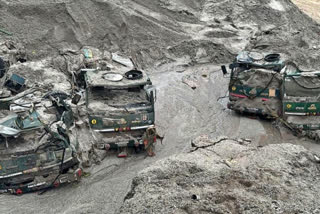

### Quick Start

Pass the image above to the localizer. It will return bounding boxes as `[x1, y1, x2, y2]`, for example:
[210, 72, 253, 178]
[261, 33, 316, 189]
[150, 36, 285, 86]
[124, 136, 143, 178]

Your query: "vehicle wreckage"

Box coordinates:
[0, 109, 81, 195]
[0, 48, 158, 195]
[282, 63, 320, 131]
[224, 51, 284, 118]
[61, 49, 159, 157]
[0, 59, 81, 194]
[82, 66, 157, 157]
[223, 51, 320, 139]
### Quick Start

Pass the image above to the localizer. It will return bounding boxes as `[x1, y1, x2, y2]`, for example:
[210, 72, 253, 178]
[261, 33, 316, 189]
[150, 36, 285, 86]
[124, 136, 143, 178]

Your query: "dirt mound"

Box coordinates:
[0, 0, 319, 68]
[0, 0, 191, 66]
[121, 136, 320, 214]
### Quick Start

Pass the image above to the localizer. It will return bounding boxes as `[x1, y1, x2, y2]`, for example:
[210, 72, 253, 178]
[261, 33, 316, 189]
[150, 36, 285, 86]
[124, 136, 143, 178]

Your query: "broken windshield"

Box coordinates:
[15, 116, 24, 129]
[88, 87, 151, 111]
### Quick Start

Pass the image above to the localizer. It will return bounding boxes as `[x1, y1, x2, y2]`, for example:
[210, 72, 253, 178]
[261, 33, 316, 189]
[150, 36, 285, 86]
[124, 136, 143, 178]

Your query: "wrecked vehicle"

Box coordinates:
[282, 63, 320, 131]
[83, 67, 157, 157]
[0, 63, 79, 194]
[0, 110, 42, 147]
[224, 51, 284, 118]
[0, 110, 81, 195]
[224, 51, 320, 139]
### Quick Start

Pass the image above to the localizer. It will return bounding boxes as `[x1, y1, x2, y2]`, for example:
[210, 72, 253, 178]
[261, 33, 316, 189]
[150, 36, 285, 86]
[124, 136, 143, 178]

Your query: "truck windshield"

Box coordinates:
[88, 87, 151, 110]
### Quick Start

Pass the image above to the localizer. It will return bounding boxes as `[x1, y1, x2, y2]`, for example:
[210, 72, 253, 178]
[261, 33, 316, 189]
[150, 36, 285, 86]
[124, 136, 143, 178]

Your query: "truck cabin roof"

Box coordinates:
[284, 62, 320, 77]
[84, 69, 150, 89]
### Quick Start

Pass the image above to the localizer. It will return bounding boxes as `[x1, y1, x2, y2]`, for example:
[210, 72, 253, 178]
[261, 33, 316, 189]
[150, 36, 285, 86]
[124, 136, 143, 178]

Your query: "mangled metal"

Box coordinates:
[0, 111, 81, 195]
[0, 47, 158, 195]
[83, 59, 157, 156]
[0, 56, 81, 194]
[224, 51, 320, 139]
[226, 51, 284, 118]
[4, 73, 26, 93]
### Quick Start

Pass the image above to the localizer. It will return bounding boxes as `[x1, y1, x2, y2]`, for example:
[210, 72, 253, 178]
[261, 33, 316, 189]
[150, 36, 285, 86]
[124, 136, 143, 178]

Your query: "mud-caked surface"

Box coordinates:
[121, 136, 320, 214]
[0, 0, 319, 68]
[0, 0, 319, 213]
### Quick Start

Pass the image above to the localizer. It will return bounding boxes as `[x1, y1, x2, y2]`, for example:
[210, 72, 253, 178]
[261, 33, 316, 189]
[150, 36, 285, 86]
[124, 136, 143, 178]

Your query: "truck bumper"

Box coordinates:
[227, 102, 275, 119]
[93, 125, 155, 133]
[0, 167, 82, 195]
[0, 157, 81, 195]
[96, 139, 144, 150]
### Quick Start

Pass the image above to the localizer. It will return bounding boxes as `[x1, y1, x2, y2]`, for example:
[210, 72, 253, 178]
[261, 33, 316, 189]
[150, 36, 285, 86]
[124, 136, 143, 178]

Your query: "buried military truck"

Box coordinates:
[83, 68, 157, 157]
[224, 51, 320, 139]
[0, 109, 81, 195]
[282, 63, 320, 132]
[225, 51, 284, 118]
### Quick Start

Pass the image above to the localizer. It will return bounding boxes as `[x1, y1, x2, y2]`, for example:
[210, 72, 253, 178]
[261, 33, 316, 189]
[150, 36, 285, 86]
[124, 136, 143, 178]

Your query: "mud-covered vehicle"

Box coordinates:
[83, 68, 156, 157]
[224, 51, 320, 140]
[0, 110, 81, 195]
[282, 63, 320, 131]
[225, 51, 285, 118]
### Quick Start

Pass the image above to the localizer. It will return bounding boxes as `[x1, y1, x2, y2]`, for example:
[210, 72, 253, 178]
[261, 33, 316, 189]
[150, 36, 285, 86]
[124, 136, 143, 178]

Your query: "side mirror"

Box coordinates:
[145, 86, 157, 103]
[221, 65, 228, 75]
[152, 89, 157, 103]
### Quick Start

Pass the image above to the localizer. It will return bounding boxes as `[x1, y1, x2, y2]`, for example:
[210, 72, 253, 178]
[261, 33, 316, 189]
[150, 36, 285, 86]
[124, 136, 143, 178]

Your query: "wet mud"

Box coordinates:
[0, 0, 319, 213]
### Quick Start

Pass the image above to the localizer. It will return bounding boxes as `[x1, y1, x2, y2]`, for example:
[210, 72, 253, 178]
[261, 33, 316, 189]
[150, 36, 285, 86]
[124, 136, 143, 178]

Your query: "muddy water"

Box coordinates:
[1, 63, 320, 214]
[0, 0, 319, 212]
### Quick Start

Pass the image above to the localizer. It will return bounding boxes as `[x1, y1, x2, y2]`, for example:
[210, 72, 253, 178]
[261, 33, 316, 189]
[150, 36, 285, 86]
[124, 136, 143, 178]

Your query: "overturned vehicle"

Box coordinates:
[83, 67, 157, 157]
[0, 109, 81, 195]
[225, 51, 284, 118]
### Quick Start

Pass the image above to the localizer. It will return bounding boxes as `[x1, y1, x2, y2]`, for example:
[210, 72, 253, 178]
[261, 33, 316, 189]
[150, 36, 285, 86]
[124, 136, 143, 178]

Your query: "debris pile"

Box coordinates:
[0, 42, 158, 194]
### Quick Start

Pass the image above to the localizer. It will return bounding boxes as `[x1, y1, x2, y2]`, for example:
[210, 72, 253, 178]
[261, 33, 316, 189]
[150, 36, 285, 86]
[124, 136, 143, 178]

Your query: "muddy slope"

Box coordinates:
[0, 0, 319, 67]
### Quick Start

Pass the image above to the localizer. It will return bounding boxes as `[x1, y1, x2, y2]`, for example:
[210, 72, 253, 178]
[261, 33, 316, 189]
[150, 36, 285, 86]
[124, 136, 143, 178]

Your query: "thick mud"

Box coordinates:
[120, 139, 320, 214]
[0, 0, 319, 213]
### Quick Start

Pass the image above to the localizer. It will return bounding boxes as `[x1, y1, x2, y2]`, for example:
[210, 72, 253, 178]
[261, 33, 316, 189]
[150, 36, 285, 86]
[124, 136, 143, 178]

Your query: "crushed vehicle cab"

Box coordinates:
[282, 63, 320, 131]
[83, 68, 156, 155]
[0, 110, 81, 195]
[226, 51, 284, 118]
